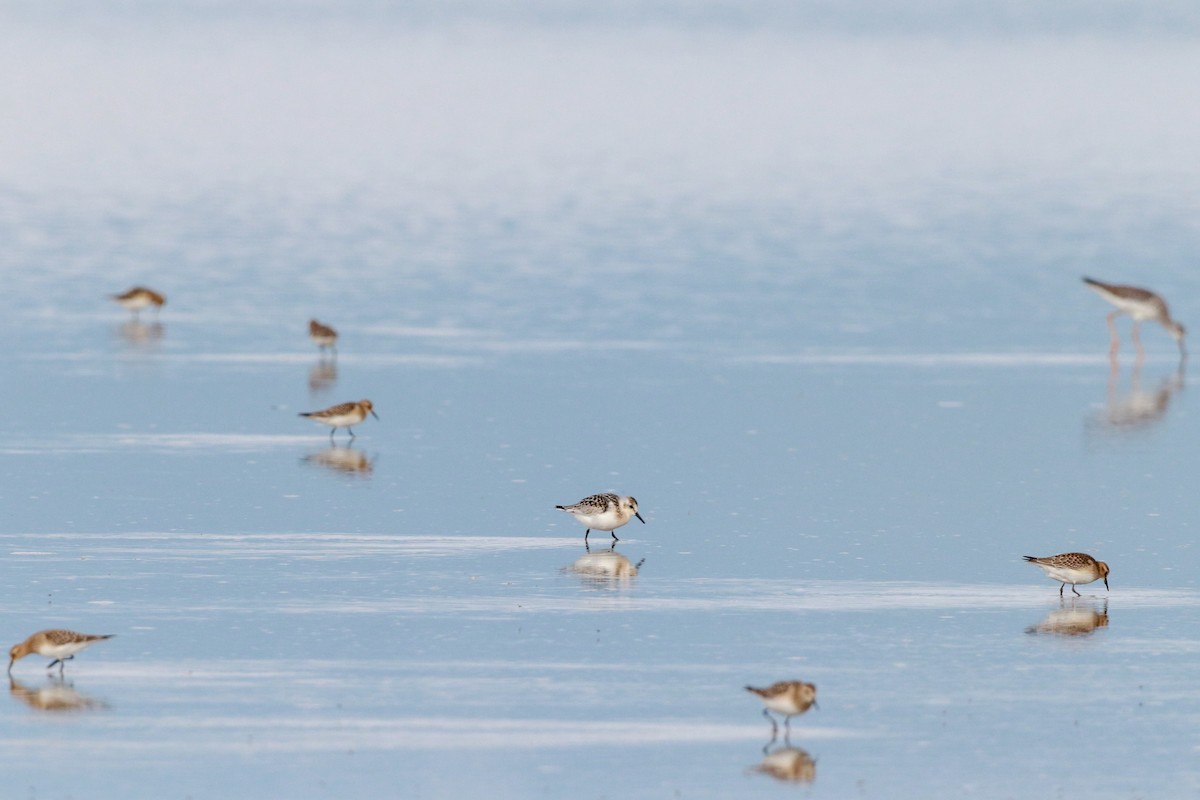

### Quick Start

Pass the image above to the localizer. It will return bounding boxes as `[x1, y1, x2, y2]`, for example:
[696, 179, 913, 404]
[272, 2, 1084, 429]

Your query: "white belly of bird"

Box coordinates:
[571, 508, 625, 531]
[763, 695, 804, 715]
[1125, 301, 1158, 321]
[316, 410, 364, 427]
[1105, 294, 1157, 319]
[1041, 565, 1095, 585]
[312, 334, 336, 346]
[117, 295, 155, 311]
[38, 641, 91, 659]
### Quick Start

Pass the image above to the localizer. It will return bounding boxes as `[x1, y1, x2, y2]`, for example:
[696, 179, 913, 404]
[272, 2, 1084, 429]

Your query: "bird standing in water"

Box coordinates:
[1083, 277, 1186, 359]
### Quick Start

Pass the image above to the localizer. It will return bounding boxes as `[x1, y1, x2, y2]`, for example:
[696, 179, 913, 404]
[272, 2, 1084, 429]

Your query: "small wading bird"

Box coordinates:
[299, 399, 378, 439]
[745, 681, 818, 738]
[1083, 277, 1186, 358]
[555, 493, 644, 543]
[1023, 552, 1110, 597]
[111, 286, 166, 318]
[308, 319, 338, 353]
[8, 629, 114, 675]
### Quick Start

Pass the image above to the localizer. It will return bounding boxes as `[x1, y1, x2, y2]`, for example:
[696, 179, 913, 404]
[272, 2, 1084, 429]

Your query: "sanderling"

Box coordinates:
[8, 629, 114, 675]
[1023, 552, 1110, 597]
[309, 319, 338, 353]
[1083, 277, 1186, 358]
[299, 399, 378, 439]
[555, 493, 644, 543]
[111, 287, 166, 317]
[745, 681, 818, 736]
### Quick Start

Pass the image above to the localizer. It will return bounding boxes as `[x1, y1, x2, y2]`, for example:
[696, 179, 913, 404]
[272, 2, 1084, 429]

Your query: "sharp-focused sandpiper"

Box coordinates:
[299, 399, 378, 439]
[111, 286, 166, 317]
[309, 319, 338, 353]
[1023, 552, 1110, 597]
[745, 681, 818, 736]
[1083, 277, 1186, 358]
[8, 629, 114, 675]
[555, 493, 644, 543]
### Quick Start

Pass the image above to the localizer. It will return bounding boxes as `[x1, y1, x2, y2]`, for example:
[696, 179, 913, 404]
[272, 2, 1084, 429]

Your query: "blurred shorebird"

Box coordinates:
[111, 287, 165, 318]
[745, 681, 818, 737]
[1083, 277, 1186, 358]
[8, 629, 114, 675]
[309, 319, 338, 353]
[299, 399, 378, 439]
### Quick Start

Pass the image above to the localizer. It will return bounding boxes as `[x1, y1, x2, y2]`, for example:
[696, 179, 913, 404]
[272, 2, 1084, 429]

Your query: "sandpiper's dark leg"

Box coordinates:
[611, 531, 619, 542]
[1059, 583, 1065, 597]
[329, 428, 336, 441]
[46, 659, 60, 670]
[348, 427, 356, 439]
[1072, 584, 1081, 597]
[762, 708, 778, 736]
[585, 529, 591, 542]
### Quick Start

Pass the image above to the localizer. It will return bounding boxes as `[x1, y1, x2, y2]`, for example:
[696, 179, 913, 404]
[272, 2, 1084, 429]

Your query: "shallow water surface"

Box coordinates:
[3, 3, 1200, 798]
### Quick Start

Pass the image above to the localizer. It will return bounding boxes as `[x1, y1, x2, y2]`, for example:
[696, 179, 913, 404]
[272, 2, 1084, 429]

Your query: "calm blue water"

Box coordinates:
[2, 4, 1200, 798]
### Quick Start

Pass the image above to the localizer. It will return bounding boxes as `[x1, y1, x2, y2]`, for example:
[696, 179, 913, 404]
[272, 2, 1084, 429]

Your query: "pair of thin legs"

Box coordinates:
[1107, 311, 1147, 359]
[46, 655, 74, 674]
[762, 710, 797, 743]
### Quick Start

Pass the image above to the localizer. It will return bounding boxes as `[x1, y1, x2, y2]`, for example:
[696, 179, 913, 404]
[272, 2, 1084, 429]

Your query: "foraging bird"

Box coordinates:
[308, 319, 338, 353]
[1023, 552, 1110, 597]
[555, 493, 644, 543]
[745, 681, 818, 737]
[111, 287, 166, 317]
[8, 629, 114, 675]
[299, 399, 378, 439]
[1083, 277, 1186, 358]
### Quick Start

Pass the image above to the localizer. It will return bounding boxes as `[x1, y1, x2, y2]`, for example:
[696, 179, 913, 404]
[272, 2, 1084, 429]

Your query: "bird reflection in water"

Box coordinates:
[1090, 357, 1183, 433]
[749, 744, 817, 784]
[566, 547, 644, 585]
[302, 445, 374, 477]
[115, 320, 165, 348]
[308, 357, 338, 395]
[1026, 599, 1109, 638]
[9, 676, 108, 713]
